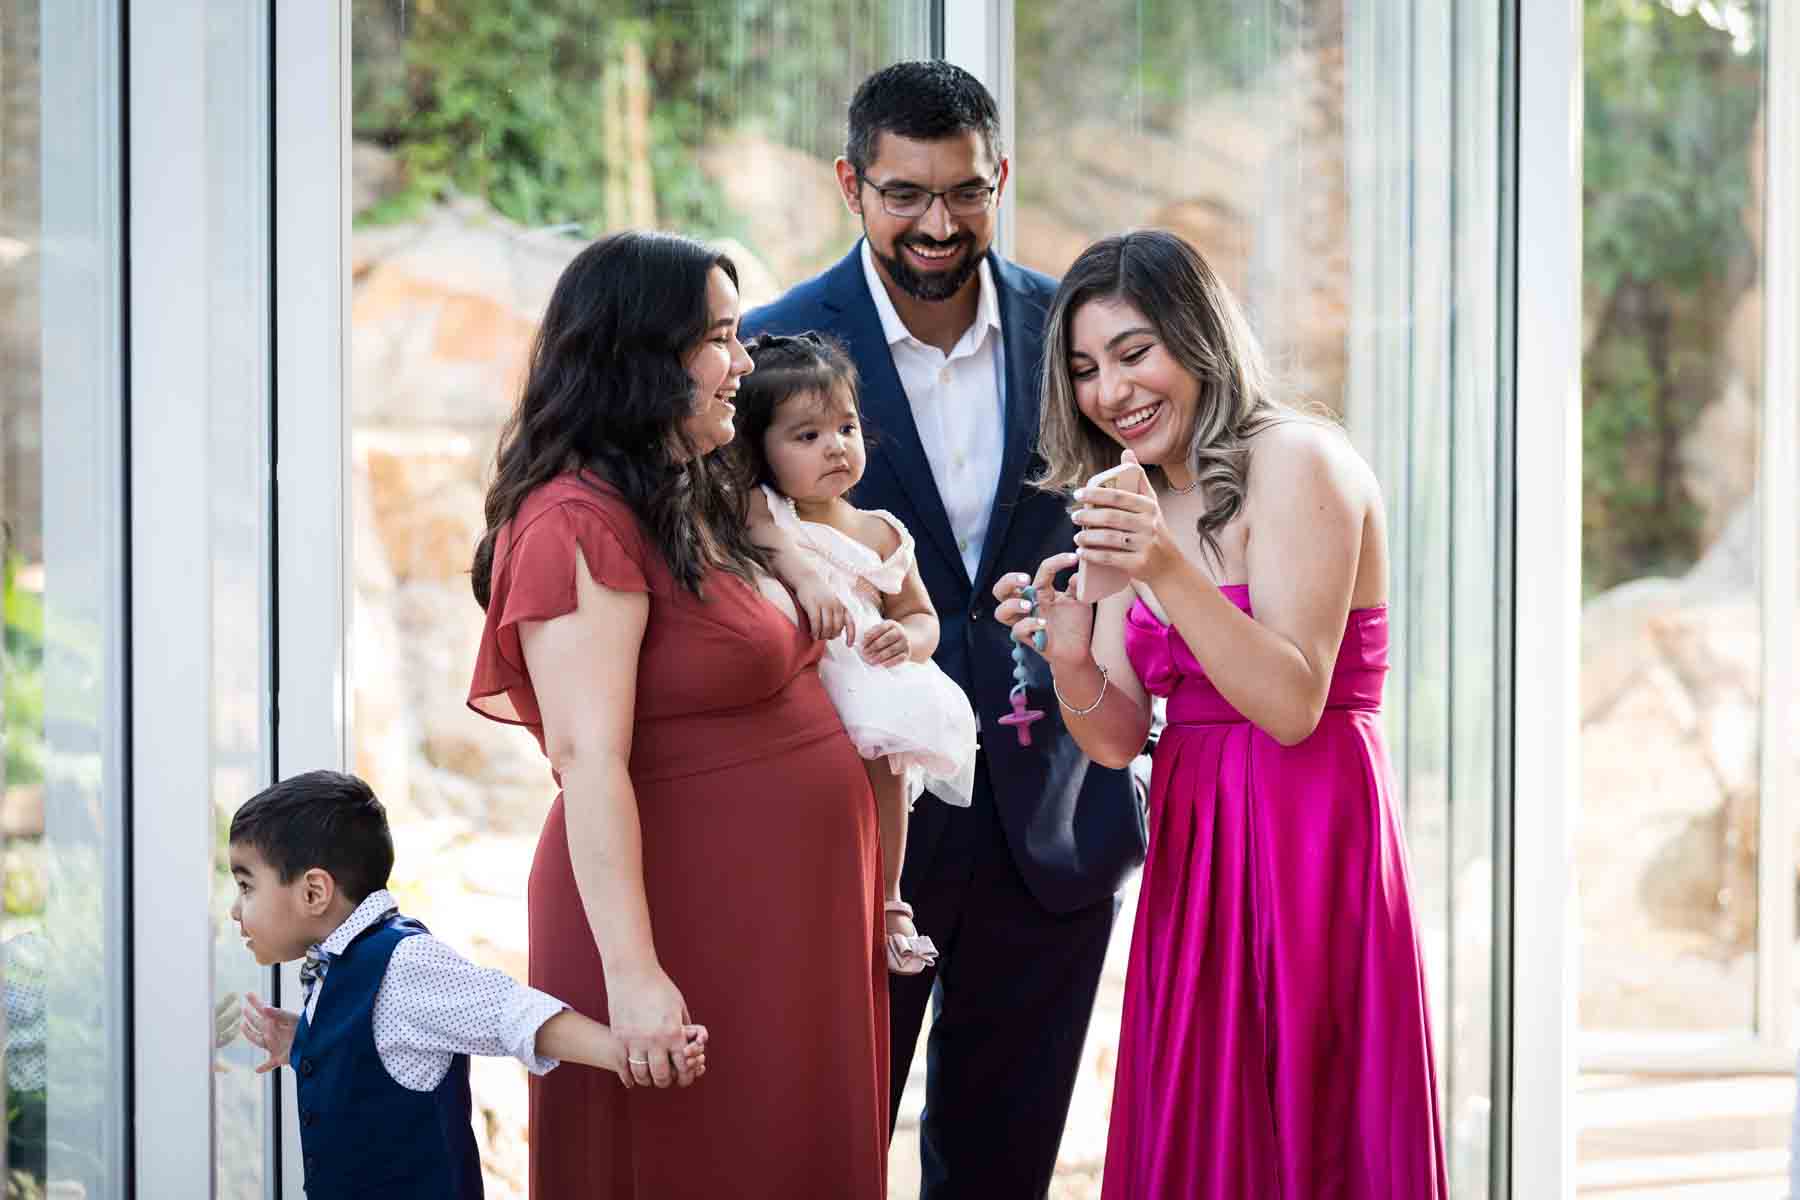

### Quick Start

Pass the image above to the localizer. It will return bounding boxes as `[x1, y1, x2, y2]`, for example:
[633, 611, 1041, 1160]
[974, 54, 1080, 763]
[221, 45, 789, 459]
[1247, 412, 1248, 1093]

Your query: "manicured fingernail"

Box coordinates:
[1033, 630, 1047, 652]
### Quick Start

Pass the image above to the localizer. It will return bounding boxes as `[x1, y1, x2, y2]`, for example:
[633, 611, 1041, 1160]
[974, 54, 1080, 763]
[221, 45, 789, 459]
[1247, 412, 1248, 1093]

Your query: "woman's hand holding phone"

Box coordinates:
[1072, 450, 1176, 593]
[1073, 454, 1155, 601]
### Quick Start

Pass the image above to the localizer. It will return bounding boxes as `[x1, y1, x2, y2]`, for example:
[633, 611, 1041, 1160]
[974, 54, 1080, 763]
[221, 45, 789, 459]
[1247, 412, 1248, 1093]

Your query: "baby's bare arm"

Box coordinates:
[852, 511, 936, 662]
[749, 488, 852, 642]
[880, 560, 939, 661]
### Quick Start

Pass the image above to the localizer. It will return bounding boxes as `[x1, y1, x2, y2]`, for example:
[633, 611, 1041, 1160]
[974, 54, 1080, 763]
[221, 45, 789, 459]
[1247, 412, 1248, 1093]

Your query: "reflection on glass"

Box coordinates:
[2, 2, 127, 1196]
[1015, 4, 1350, 410]
[1016, 2, 1501, 1194]
[1577, 0, 1766, 1040]
[348, 4, 932, 1193]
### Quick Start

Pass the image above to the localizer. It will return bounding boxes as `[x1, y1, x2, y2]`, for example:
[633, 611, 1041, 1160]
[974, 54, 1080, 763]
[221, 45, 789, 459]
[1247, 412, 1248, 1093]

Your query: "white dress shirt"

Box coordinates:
[860, 239, 1006, 582]
[303, 889, 567, 1092]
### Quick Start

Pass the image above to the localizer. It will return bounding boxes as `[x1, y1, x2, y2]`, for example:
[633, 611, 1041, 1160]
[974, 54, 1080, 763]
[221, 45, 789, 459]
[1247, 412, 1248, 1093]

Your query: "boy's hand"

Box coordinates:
[860, 620, 910, 668]
[242, 992, 298, 1074]
[677, 1024, 708, 1085]
[795, 571, 853, 644]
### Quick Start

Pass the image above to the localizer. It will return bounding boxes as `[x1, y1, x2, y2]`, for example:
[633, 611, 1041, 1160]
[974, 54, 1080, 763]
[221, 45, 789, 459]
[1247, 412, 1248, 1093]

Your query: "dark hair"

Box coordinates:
[470, 230, 770, 605]
[846, 61, 1003, 174]
[229, 770, 394, 903]
[731, 333, 864, 491]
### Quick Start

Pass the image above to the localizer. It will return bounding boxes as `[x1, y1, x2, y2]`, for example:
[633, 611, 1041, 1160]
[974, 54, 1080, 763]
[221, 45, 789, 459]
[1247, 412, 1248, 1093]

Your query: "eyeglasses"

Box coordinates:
[857, 174, 999, 219]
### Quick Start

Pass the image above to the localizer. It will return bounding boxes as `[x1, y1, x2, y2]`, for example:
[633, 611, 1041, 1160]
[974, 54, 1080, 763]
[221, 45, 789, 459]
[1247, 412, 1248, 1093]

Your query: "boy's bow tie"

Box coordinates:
[299, 946, 332, 997]
[298, 906, 399, 1000]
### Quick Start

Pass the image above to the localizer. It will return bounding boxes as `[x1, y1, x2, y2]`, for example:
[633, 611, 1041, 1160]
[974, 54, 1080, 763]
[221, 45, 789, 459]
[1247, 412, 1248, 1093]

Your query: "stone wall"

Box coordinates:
[1578, 503, 1797, 1030]
[1575, 97, 1782, 1034]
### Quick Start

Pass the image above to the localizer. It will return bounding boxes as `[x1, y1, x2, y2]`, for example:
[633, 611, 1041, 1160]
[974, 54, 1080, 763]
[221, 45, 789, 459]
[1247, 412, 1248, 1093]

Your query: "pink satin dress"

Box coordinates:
[1102, 585, 1446, 1199]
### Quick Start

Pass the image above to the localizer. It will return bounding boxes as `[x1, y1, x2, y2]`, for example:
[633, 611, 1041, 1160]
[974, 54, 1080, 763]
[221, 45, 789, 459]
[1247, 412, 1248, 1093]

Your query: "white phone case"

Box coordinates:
[1073, 462, 1146, 603]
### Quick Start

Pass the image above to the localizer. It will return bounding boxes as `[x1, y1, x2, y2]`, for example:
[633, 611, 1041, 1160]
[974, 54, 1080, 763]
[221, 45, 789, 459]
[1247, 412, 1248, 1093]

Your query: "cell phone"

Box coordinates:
[1073, 461, 1147, 603]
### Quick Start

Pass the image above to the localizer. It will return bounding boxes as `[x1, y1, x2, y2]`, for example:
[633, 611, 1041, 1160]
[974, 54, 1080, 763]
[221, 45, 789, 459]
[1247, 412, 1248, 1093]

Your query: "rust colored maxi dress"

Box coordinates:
[467, 475, 889, 1199]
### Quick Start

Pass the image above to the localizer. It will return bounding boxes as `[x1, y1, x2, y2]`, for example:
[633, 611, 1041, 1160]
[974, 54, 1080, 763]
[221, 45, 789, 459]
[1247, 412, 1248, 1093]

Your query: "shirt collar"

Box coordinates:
[315, 888, 399, 957]
[859, 238, 1001, 353]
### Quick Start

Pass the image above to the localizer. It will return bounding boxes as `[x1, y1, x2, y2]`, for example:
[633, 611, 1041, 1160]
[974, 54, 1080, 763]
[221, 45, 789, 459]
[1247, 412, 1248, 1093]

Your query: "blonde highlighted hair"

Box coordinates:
[1036, 230, 1312, 568]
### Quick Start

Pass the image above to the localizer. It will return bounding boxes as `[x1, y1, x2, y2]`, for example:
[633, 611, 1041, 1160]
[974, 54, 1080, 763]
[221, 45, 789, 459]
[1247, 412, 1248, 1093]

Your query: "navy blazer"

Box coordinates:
[743, 244, 1144, 913]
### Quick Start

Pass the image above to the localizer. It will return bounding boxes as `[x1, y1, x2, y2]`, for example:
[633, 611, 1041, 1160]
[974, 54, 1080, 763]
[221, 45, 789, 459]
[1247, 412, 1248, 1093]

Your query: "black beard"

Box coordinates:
[871, 233, 982, 302]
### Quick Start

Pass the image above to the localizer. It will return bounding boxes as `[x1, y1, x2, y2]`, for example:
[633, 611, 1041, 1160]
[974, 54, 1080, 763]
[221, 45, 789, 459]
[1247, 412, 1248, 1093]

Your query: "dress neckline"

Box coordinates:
[1128, 587, 1388, 629]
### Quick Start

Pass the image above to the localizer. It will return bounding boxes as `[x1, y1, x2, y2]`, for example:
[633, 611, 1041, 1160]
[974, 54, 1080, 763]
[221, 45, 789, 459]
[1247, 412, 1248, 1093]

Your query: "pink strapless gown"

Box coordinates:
[1102, 586, 1446, 1199]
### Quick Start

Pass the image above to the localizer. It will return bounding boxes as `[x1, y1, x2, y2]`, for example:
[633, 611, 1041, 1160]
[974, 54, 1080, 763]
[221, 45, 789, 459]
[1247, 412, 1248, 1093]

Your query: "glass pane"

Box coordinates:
[204, 3, 274, 1196]
[1576, 2, 1782, 1189]
[1, 2, 129, 1195]
[1015, 1, 1503, 1194]
[348, 4, 933, 1195]
[1577, 0, 1766, 1041]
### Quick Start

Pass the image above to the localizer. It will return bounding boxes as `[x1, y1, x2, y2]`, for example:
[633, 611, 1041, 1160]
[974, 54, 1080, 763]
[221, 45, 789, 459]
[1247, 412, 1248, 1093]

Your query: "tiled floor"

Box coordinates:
[887, 868, 1798, 1199]
[896, 1060, 1798, 1197]
[1578, 1073, 1794, 1198]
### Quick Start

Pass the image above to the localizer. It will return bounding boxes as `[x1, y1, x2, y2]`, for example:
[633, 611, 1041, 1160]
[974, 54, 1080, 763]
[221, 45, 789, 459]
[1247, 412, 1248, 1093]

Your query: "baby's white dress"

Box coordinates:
[767, 487, 977, 809]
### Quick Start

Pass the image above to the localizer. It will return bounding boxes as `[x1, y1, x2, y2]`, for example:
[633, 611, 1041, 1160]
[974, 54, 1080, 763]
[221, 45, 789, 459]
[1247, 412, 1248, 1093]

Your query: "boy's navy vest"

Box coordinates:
[291, 912, 483, 1199]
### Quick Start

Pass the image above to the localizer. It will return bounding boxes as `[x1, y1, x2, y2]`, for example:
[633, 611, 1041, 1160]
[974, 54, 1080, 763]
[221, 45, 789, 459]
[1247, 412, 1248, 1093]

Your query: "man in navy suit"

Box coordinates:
[743, 61, 1143, 1198]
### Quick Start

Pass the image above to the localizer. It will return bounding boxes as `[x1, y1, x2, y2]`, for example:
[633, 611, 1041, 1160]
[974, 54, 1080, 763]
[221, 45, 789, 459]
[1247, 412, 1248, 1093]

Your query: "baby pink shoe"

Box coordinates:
[884, 900, 939, 976]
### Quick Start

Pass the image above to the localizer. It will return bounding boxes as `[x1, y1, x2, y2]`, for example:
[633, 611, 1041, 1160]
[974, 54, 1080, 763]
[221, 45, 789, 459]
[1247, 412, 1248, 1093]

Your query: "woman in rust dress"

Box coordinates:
[466, 231, 888, 1198]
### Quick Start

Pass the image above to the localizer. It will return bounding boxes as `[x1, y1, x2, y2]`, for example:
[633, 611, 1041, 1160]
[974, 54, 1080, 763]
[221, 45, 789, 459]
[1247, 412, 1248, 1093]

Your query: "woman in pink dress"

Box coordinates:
[994, 230, 1445, 1198]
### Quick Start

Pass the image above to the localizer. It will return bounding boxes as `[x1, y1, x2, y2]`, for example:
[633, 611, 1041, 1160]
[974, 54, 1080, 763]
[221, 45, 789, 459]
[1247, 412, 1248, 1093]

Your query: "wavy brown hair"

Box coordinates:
[470, 231, 769, 607]
[1036, 229, 1309, 568]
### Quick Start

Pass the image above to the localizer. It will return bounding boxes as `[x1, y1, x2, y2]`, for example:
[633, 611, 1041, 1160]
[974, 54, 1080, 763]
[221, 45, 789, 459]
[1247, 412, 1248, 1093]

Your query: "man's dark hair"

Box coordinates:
[845, 61, 1003, 174]
[229, 770, 394, 902]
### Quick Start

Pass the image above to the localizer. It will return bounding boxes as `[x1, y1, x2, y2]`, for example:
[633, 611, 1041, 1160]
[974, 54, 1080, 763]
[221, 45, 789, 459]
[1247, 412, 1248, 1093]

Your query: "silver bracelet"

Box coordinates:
[1054, 665, 1110, 715]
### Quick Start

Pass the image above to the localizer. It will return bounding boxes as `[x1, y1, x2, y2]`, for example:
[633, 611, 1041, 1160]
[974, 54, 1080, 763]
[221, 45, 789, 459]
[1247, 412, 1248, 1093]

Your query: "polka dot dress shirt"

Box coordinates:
[303, 889, 567, 1092]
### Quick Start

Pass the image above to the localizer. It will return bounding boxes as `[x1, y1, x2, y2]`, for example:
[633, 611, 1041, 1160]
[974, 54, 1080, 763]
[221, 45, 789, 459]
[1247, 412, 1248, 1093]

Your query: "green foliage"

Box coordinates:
[4, 554, 45, 788]
[353, 0, 614, 230]
[350, 0, 908, 240]
[1581, 0, 1763, 593]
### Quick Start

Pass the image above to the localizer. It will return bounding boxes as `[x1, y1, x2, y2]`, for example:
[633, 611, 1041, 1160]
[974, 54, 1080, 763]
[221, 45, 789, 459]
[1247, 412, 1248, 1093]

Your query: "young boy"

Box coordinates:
[229, 770, 704, 1199]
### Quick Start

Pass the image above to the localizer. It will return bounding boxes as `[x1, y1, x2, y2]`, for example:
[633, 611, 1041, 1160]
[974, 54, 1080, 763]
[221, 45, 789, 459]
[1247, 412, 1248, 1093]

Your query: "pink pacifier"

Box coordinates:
[999, 585, 1047, 746]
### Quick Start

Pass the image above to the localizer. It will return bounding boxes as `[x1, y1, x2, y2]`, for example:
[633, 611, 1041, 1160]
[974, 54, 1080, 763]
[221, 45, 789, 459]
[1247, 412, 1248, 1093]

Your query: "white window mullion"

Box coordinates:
[1756, 0, 1798, 1063]
[127, 1, 218, 1192]
[272, 4, 351, 1196]
[1511, 0, 1581, 1192]
[942, 1, 1015, 260]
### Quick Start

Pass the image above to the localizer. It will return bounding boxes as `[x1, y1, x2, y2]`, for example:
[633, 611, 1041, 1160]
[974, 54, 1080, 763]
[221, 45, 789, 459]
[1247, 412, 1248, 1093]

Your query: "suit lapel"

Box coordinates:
[972, 254, 1048, 596]
[822, 245, 967, 586]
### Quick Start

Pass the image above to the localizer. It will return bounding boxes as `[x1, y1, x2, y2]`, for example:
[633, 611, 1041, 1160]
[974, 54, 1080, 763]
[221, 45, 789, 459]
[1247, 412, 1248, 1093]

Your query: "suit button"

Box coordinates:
[304, 1155, 317, 1172]
[302, 1111, 317, 1128]
[299, 1059, 315, 1077]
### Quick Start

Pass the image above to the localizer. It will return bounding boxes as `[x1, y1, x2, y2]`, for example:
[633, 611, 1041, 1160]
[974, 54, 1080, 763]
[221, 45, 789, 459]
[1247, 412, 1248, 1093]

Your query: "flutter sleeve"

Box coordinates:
[864, 509, 916, 595]
[467, 493, 652, 726]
